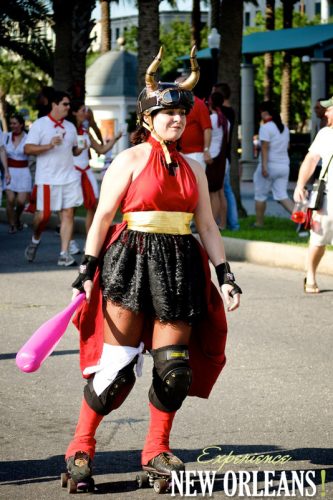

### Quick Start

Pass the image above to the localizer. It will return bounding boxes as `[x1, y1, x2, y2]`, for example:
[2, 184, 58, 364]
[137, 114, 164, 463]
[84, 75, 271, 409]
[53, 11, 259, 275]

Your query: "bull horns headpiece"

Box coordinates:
[145, 46, 200, 94]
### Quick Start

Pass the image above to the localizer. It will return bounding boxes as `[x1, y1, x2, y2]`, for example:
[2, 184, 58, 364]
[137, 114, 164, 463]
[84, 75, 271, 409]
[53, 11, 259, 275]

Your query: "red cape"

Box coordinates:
[73, 222, 228, 399]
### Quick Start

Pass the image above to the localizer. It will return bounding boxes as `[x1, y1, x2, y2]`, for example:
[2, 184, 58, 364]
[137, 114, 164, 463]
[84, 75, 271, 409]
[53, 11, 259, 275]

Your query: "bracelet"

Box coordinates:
[204, 147, 209, 152]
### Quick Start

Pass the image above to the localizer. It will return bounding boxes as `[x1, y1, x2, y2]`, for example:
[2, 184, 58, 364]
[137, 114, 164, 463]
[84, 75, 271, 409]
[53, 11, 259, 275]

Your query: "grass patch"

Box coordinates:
[222, 215, 333, 251]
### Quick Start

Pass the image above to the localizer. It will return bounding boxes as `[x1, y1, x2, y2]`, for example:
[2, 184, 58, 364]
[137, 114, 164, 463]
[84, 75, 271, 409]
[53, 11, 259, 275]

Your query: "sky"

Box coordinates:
[92, 0, 208, 20]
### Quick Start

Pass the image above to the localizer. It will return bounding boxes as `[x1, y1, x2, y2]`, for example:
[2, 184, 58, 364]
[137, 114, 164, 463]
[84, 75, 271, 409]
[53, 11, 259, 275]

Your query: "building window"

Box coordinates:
[244, 11, 251, 27]
[115, 27, 120, 39]
[315, 2, 320, 15]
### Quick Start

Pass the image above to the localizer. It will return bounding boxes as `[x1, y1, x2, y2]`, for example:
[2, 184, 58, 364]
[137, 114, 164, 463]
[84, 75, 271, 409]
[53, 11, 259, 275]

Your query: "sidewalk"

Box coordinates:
[1, 181, 332, 275]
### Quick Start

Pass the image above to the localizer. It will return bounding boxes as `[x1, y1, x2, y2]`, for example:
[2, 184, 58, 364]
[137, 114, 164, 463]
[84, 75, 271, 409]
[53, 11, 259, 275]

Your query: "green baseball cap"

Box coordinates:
[319, 97, 333, 108]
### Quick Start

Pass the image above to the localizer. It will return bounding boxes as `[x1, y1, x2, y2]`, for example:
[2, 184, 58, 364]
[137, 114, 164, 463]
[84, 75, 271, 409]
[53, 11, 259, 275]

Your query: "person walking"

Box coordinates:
[24, 90, 84, 266]
[69, 100, 122, 234]
[63, 47, 241, 490]
[253, 101, 294, 227]
[3, 114, 31, 234]
[0, 130, 10, 209]
[212, 82, 239, 231]
[294, 96, 333, 293]
[205, 92, 229, 227]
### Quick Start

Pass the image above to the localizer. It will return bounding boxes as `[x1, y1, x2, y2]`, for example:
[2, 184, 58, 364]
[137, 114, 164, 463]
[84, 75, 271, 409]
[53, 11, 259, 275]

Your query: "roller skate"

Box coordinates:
[136, 452, 185, 494]
[61, 451, 95, 494]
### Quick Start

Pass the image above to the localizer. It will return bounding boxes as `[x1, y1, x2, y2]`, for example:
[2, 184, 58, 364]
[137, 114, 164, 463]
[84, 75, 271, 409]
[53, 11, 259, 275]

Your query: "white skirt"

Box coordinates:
[6, 167, 32, 193]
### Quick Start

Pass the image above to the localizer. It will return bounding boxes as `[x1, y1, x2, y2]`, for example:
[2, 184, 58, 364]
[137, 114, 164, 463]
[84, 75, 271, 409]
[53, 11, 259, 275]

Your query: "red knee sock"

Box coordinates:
[141, 403, 176, 465]
[65, 399, 103, 460]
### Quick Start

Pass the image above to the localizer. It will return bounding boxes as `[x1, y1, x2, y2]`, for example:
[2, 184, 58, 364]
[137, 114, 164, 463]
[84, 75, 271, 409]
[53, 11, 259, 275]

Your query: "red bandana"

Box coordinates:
[48, 113, 65, 129]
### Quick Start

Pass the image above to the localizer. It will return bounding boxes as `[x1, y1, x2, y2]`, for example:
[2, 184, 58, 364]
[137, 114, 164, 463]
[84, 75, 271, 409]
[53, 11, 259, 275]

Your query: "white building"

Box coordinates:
[243, 0, 333, 28]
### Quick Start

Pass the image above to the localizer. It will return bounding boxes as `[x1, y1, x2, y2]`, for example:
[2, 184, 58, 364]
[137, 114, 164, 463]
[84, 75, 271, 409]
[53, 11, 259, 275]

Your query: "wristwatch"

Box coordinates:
[204, 147, 209, 152]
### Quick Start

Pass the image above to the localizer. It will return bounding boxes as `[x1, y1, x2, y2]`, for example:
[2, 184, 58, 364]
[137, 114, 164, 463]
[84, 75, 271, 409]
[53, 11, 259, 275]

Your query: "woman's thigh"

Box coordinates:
[103, 301, 145, 347]
[152, 320, 192, 349]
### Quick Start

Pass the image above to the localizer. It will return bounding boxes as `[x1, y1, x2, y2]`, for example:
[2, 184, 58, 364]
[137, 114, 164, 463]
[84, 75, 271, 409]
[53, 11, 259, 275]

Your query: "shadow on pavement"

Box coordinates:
[1, 445, 332, 488]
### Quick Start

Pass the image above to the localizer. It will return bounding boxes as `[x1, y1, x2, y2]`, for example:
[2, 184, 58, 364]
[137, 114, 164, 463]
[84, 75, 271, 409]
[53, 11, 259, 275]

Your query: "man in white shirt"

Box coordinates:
[294, 96, 333, 293]
[24, 90, 84, 266]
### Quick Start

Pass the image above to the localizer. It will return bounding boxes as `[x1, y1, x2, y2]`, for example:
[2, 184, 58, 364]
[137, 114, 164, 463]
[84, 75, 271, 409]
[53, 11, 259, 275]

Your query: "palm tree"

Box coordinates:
[217, 0, 246, 216]
[264, 0, 275, 101]
[52, 0, 96, 98]
[137, 0, 160, 90]
[100, 0, 111, 53]
[210, 0, 221, 30]
[280, 0, 297, 126]
[191, 0, 202, 50]
[0, 0, 53, 75]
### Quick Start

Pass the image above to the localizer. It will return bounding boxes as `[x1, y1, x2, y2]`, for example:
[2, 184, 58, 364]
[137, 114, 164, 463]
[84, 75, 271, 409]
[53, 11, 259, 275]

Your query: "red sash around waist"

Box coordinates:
[8, 158, 29, 168]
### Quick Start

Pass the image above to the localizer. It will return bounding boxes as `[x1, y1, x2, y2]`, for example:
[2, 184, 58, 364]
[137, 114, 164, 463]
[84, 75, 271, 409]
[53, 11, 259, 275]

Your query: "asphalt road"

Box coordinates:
[0, 223, 332, 499]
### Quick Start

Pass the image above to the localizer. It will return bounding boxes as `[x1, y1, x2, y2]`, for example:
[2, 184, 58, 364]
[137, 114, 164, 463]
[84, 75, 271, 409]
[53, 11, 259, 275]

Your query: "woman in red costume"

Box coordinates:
[65, 47, 242, 491]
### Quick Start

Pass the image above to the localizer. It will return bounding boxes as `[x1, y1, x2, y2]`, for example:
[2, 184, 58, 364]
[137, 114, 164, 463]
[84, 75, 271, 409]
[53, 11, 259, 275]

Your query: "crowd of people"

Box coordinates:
[0, 73, 331, 288]
[0, 46, 332, 492]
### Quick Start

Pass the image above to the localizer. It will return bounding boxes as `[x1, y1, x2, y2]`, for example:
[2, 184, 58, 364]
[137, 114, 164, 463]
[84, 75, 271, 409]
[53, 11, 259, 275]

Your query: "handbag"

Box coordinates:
[308, 154, 332, 211]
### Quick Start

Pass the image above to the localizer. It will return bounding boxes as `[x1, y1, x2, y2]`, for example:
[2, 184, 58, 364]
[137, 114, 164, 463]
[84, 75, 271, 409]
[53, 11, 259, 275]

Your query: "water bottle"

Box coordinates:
[291, 200, 308, 224]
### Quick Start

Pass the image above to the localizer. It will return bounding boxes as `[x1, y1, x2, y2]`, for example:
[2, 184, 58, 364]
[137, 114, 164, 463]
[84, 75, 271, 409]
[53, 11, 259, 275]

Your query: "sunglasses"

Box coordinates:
[62, 102, 71, 107]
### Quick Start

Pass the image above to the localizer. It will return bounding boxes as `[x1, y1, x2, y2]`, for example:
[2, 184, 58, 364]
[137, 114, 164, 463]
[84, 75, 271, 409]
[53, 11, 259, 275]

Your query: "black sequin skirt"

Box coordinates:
[100, 229, 206, 323]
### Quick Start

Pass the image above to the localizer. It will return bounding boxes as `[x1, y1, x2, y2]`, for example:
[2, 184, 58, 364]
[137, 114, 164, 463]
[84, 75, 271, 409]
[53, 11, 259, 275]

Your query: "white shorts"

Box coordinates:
[6, 167, 32, 193]
[74, 167, 99, 198]
[253, 162, 289, 201]
[36, 180, 83, 212]
[183, 152, 206, 170]
[310, 193, 333, 246]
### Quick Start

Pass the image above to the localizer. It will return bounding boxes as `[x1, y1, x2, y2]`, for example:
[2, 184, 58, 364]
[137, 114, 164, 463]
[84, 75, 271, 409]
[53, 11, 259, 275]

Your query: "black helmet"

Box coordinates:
[137, 46, 199, 120]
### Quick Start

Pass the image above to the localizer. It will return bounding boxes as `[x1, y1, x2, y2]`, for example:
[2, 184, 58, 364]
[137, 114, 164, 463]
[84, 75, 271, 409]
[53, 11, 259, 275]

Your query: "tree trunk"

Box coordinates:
[100, 0, 111, 53]
[191, 0, 201, 50]
[137, 0, 160, 91]
[280, 0, 295, 126]
[71, 0, 96, 99]
[53, 0, 74, 91]
[218, 0, 246, 216]
[53, 0, 95, 98]
[264, 0, 275, 101]
[210, 0, 221, 30]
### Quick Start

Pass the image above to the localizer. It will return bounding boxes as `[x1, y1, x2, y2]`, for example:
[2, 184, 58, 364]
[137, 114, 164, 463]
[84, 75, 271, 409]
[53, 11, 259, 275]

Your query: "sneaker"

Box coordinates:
[24, 242, 39, 262]
[57, 252, 77, 267]
[69, 239, 81, 255]
[297, 231, 309, 238]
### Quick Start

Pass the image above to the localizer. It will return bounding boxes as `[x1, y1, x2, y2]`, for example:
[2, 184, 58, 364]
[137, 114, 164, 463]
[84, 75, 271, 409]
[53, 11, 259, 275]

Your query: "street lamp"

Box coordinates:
[208, 27, 221, 86]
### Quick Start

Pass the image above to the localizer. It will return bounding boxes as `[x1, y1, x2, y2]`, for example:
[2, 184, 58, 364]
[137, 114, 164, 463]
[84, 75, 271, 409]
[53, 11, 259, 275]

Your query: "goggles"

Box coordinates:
[137, 86, 194, 116]
[157, 88, 193, 108]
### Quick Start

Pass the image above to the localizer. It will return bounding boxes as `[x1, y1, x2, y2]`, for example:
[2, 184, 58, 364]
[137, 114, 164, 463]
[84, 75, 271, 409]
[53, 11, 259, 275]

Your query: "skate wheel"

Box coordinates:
[153, 478, 168, 493]
[136, 472, 148, 488]
[67, 478, 77, 494]
[60, 472, 69, 487]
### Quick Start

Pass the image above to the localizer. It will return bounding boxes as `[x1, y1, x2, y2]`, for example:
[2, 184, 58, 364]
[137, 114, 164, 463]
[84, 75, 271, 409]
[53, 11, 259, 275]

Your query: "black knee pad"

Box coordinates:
[149, 345, 192, 412]
[84, 358, 137, 416]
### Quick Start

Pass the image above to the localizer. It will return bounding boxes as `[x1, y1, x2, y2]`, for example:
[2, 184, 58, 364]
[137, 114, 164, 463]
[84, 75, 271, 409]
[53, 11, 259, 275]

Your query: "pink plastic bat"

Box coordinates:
[16, 293, 85, 373]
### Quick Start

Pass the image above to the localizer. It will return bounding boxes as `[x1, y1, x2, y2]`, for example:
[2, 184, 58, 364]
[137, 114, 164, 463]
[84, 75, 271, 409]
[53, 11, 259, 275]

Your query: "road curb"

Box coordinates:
[1, 208, 332, 275]
[223, 236, 333, 276]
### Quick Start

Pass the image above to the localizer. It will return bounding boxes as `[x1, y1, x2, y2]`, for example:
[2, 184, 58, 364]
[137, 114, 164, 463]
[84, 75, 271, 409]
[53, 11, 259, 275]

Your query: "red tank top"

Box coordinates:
[121, 135, 198, 213]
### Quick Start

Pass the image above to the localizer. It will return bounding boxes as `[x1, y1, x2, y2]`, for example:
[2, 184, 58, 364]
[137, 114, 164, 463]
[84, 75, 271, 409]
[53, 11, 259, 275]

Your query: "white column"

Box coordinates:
[310, 58, 329, 138]
[321, 0, 329, 23]
[241, 62, 257, 180]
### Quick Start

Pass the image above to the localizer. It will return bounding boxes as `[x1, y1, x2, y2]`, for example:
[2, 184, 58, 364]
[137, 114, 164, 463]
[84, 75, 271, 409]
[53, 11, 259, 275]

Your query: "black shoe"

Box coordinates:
[146, 452, 185, 474]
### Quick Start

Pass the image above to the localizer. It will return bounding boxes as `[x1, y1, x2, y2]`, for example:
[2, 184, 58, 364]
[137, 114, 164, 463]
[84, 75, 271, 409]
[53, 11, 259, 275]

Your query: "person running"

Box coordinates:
[64, 47, 242, 490]
[24, 90, 84, 266]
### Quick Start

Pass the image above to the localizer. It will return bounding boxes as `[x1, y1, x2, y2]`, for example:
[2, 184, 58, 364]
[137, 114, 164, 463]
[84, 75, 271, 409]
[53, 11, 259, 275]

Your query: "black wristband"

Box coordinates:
[215, 262, 242, 295]
[72, 255, 99, 291]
